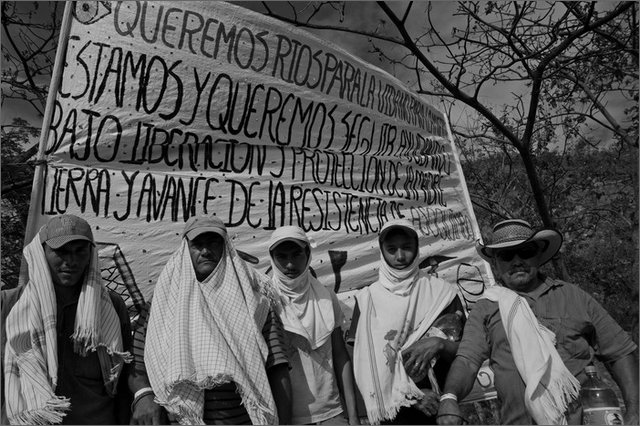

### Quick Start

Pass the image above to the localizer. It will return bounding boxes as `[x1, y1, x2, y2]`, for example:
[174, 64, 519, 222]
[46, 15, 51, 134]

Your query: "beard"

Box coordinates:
[501, 266, 538, 291]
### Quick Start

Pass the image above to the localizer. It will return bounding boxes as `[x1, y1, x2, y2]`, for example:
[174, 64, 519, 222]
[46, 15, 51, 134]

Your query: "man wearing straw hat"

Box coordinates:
[436, 219, 638, 425]
[2, 214, 133, 425]
[128, 215, 292, 425]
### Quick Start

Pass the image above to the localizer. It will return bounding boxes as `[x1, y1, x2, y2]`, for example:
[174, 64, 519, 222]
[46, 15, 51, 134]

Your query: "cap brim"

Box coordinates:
[45, 235, 95, 249]
[379, 224, 418, 243]
[476, 229, 562, 265]
[269, 237, 308, 252]
[185, 226, 226, 240]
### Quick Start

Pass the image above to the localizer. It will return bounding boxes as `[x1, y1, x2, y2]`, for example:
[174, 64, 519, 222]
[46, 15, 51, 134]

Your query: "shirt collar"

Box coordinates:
[517, 274, 564, 300]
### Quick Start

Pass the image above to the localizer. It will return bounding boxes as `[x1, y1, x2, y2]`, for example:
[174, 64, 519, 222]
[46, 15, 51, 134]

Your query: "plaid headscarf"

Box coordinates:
[4, 231, 131, 424]
[145, 236, 279, 425]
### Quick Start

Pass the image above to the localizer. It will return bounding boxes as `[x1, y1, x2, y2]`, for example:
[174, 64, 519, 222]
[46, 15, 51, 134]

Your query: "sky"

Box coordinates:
[2, 1, 634, 148]
[233, 1, 632, 144]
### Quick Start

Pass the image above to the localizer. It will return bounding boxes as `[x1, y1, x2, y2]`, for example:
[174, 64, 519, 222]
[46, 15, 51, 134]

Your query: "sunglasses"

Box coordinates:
[495, 244, 539, 262]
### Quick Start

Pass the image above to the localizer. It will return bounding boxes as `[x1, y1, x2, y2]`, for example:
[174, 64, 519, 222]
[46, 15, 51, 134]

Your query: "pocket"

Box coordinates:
[540, 316, 593, 359]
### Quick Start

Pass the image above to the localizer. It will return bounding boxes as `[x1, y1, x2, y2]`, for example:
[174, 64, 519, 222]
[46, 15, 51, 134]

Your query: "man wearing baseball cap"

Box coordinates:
[268, 226, 360, 425]
[437, 219, 638, 425]
[128, 215, 292, 425]
[2, 214, 132, 424]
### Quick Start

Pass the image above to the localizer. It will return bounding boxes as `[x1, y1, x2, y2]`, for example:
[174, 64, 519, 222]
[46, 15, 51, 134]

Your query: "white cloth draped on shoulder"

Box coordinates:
[483, 286, 580, 425]
[145, 236, 279, 425]
[353, 222, 457, 424]
[4, 232, 130, 425]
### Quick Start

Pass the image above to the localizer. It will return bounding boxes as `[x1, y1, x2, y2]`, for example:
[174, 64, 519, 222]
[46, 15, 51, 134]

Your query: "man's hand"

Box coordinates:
[414, 389, 439, 417]
[624, 409, 638, 426]
[436, 399, 465, 425]
[348, 414, 361, 425]
[130, 394, 168, 425]
[402, 337, 444, 378]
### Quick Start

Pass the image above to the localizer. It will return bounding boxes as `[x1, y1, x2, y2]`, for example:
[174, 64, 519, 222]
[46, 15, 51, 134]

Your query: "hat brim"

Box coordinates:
[476, 229, 562, 266]
[268, 237, 308, 252]
[185, 226, 226, 240]
[45, 235, 95, 249]
[379, 224, 418, 243]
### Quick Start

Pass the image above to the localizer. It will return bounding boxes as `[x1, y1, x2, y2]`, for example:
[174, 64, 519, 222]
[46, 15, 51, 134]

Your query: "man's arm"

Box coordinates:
[108, 291, 134, 425]
[435, 301, 490, 426]
[606, 350, 639, 425]
[436, 356, 480, 425]
[582, 288, 638, 424]
[128, 301, 168, 425]
[262, 308, 292, 424]
[331, 328, 360, 425]
[267, 363, 292, 424]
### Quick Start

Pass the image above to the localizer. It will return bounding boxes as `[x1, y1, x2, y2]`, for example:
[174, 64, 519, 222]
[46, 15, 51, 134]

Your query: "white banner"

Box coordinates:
[27, 1, 495, 327]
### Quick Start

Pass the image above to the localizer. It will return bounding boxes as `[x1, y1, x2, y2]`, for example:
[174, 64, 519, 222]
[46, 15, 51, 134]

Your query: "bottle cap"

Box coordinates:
[585, 365, 597, 374]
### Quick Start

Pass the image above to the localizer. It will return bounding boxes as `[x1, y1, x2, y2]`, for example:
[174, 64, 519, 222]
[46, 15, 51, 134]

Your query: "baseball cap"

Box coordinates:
[379, 219, 418, 243]
[268, 226, 310, 251]
[183, 216, 227, 240]
[39, 214, 95, 249]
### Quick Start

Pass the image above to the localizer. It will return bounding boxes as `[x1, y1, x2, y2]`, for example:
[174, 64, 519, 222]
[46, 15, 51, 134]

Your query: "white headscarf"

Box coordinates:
[269, 226, 335, 350]
[377, 219, 421, 296]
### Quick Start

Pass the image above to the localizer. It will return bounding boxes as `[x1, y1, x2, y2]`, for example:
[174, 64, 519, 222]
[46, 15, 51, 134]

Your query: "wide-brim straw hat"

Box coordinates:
[476, 219, 562, 265]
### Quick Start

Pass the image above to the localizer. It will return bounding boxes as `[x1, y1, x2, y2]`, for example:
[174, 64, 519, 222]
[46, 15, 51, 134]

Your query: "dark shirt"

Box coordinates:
[1, 285, 133, 425]
[131, 300, 289, 425]
[456, 277, 637, 425]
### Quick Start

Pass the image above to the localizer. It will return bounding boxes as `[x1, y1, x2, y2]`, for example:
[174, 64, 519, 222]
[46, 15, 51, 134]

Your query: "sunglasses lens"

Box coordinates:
[497, 251, 515, 262]
[518, 246, 538, 259]
[497, 245, 538, 261]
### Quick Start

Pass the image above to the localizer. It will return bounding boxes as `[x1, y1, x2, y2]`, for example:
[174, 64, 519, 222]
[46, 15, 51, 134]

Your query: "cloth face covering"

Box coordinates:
[269, 226, 335, 350]
[145, 236, 278, 425]
[354, 220, 456, 424]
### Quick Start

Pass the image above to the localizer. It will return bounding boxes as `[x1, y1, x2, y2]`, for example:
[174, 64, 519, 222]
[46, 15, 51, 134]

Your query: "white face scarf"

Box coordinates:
[269, 226, 335, 350]
[378, 219, 421, 296]
[353, 219, 457, 424]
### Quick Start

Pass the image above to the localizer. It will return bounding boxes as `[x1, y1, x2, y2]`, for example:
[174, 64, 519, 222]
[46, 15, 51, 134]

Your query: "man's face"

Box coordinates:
[187, 232, 225, 281]
[271, 241, 309, 279]
[493, 242, 542, 292]
[381, 230, 418, 270]
[44, 240, 91, 287]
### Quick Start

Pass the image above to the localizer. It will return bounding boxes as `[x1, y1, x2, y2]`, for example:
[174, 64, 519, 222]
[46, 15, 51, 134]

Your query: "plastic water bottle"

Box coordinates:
[581, 365, 624, 425]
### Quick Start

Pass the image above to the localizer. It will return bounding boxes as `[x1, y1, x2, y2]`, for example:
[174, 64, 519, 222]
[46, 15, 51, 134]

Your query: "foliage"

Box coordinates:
[1, 118, 38, 288]
[2, 1, 61, 287]
[1, 1, 61, 116]
[459, 140, 639, 339]
[259, 1, 638, 284]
